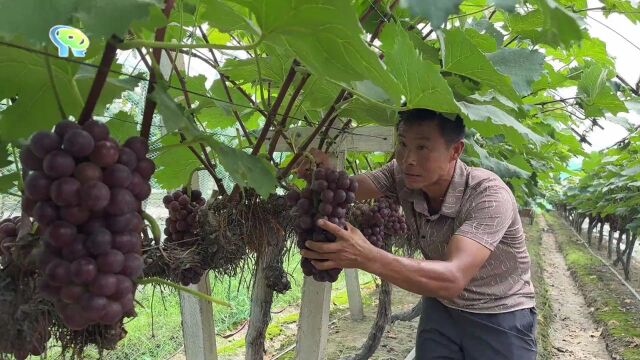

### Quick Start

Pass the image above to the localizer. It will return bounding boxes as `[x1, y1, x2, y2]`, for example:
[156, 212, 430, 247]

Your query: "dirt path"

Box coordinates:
[539, 217, 611, 359]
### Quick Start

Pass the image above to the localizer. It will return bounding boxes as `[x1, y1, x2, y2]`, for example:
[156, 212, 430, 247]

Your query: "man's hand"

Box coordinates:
[300, 219, 380, 271]
[294, 148, 333, 179]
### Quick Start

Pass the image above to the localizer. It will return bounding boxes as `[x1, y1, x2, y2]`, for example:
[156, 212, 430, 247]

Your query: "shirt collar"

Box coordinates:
[398, 160, 469, 218]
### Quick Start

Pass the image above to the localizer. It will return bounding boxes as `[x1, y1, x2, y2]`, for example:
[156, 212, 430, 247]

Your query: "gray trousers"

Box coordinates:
[416, 297, 537, 360]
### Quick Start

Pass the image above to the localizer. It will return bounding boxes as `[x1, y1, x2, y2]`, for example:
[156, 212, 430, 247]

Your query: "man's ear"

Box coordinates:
[450, 141, 465, 161]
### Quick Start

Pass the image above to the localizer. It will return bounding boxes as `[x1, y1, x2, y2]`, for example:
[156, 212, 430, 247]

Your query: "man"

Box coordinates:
[299, 108, 537, 359]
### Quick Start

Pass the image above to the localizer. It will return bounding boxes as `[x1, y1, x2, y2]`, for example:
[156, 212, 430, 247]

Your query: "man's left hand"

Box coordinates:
[300, 219, 379, 271]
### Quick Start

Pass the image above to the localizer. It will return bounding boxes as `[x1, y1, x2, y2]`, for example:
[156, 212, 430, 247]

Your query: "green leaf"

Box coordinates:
[0, 171, 19, 194]
[380, 24, 459, 113]
[407, 33, 441, 64]
[0, 0, 78, 43]
[210, 79, 254, 118]
[463, 28, 498, 53]
[489, 0, 519, 12]
[75, 65, 141, 115]
[440, 29, 520, 103]
[400, 0, 463, 29]
[201, 0, 257, 33]
[77, 0, 161, 38]
[577, 64, 628, 117]
[153, 135, 201, 190]
[601, 0, 640, 24]
[465, 138, 530, 178]
[148, 85, 200, 137]
[469, 19, 504, 49]
[535, 0, 583, 48]
[339, 98, 397, 126]
[486, 48, 545, 96]
[458, 101, 546, 145]
[229, 0, 401, 103]
[0, 144, 11, 168]
[0, 46, 83, 142]
[198, 106, 237, 130]
[204, 138, 277, 198]
[104, 111, 139, 143]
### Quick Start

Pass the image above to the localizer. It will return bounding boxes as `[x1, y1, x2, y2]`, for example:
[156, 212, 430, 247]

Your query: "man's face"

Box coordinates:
[395, 121, 463, 190]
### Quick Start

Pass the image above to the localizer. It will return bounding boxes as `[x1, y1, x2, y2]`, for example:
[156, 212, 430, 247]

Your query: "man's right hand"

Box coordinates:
[294, 148, 334, 180]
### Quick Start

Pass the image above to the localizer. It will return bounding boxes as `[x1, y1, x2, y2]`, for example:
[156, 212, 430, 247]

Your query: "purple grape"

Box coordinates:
[50, 177, 81, 206]
[43, 150, 75, 178]
[30, 131, 61, 157]
[25, 171, 52, 201]
[63, 129, 95, 158]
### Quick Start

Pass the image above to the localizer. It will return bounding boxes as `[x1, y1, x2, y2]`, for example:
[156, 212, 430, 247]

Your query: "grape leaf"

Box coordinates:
[536, 0, 583, 48]
[400, 0, 463, 30]
[0, 171, 19, 194]
[229, 0, 401, 103]
[489, 0, 519, 12]
[76, 0, 161, 38]
[152, 134, 201, 190]
[0, 0, 161, 43]
[150, 86, 277, 197]
[201, 0, 257, 33]
[458, 101, 546, 145]
[0, 0, 78, 44]
[379, 24, 459, 113]
[104, 111, 139, 143]
[0, 47, 82, 142]
[203, 138, 278, 198]
[440, 29, 520, 103]
[465, 138, 530, 178]
[577, 64, 628, 117]
[486, 48, 545, 96]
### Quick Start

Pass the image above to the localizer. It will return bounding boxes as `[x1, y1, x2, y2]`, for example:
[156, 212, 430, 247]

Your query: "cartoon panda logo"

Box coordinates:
[49, 25, 90, 58]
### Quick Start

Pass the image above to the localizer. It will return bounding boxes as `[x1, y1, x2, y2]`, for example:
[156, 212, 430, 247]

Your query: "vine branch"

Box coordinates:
[252, 61, 298, 155]
[78, 36, 121, 125]
[278, 89, 347, 180]
[140, 0, 176, 139]
[267, 72, 311, 157]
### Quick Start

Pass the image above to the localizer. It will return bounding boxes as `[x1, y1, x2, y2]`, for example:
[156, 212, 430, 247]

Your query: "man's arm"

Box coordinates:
[364, 235, 491, 300]
[353, 174, 384, 201]
[302, 221, 492, 300]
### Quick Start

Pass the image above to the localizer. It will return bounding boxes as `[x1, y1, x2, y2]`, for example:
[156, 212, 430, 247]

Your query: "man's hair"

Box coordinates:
[396, 108, 466, 146]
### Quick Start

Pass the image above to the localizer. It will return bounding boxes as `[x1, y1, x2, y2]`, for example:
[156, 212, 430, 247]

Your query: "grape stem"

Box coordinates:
[10, 145, 23, 192]
[78, 36, 121, 125]
[44, 53, 67, 119]
[278, 89, 348, 181]
[137, 277, 232, 307]
[142, 211, 162, 246]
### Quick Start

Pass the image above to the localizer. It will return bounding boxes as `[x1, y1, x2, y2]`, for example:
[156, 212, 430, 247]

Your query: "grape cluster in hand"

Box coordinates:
[20, 119, 155, 330]
[351, 197, 407, 248]
[162, 188, 206, 285]
[286, 168, 357, 283]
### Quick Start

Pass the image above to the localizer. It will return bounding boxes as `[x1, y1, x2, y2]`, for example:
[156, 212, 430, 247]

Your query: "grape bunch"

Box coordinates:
[286, 168, 358, 283]
[350, 197, 407, 248]
[0, 216, 20, 266]
[20, 119, 155, 330]
[162, 187, 206, 285]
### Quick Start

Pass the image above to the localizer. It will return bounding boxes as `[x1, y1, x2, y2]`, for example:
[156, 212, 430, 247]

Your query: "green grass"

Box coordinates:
[524, 219, 553, 360]
[544, 212, 640, 360]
